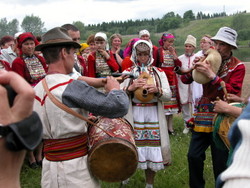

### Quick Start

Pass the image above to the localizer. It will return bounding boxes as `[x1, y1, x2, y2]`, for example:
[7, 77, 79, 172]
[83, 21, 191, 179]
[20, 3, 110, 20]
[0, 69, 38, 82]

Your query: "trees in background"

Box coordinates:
[21, 14, 46, 37]
[0, 18, 19, 38]
[0, 10, 249, 41]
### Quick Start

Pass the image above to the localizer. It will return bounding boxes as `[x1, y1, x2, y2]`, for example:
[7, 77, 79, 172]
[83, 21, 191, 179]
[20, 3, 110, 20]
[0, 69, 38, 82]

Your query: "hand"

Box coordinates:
[98, 49, 110, 60]
[104, 76, 120, 92]
[128, 78, 146, 92]
[213, 99, 230, 113]
[143, 84, 158, 94]
[225, 93, 244, 103]
[115, 47, 120, 54]
[194, 60, 216, 80]
[0, 71, 35, 125]
[169, 46, 177, 59]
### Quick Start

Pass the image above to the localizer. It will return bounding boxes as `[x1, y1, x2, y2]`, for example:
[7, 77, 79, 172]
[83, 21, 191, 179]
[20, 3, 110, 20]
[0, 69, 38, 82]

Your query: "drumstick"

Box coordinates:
[220, 81, 228, 101]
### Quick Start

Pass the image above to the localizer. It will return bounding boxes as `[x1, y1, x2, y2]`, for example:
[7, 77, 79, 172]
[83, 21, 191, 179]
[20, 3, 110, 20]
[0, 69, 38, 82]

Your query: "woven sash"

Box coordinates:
[43, 134, 88, 161]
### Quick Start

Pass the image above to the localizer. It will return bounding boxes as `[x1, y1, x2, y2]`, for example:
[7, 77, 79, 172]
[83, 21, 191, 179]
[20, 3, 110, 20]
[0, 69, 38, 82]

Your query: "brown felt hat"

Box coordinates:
[35, 27, 81, 51]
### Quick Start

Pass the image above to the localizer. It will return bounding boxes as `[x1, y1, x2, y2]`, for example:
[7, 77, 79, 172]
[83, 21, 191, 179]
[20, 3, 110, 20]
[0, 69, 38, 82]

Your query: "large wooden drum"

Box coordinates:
[87, 117, 138, 182]
[213, 102, 245, 149]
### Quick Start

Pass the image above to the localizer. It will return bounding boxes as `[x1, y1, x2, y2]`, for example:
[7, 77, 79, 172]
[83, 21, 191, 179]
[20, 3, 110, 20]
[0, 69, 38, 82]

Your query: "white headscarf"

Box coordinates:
[95, 32, 109, 50]
[130, 40, 154, 68]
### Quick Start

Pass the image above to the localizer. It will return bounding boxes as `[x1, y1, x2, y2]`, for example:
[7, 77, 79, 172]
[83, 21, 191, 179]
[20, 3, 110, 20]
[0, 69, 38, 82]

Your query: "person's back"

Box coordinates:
[33, 27, 129, 188]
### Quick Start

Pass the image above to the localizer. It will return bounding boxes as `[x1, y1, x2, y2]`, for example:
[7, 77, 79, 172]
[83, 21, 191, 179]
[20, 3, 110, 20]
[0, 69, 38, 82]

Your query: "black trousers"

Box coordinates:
[187, 131, 229, 188]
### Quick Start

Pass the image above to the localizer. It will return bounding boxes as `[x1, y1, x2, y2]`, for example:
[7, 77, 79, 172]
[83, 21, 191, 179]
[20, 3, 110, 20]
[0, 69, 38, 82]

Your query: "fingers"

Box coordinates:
[0, 71, 35, 122]
[0, 85, 12, 124]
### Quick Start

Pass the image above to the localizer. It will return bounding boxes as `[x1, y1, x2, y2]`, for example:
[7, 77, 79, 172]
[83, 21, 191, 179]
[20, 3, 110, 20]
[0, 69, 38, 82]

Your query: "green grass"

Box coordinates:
[20, 114, 214, 188]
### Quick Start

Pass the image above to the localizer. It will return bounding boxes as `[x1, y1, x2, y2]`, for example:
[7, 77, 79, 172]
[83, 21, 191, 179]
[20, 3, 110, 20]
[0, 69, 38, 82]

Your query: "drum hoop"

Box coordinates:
[88, 136, 138, 155]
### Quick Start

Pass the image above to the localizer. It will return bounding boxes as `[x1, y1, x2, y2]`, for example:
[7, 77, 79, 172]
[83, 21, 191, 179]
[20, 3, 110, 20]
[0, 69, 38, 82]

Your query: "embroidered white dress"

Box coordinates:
[121, 66, 172, 171]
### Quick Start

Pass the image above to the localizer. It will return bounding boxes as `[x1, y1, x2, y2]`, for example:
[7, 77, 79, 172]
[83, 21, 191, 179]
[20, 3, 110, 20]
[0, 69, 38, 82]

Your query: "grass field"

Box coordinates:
[20, 115, 215, 188]
[20, 62, 250, 187]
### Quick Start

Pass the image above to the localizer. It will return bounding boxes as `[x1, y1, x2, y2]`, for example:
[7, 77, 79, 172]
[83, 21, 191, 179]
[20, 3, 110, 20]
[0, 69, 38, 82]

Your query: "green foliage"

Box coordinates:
[21, 14, 45, 36]
[183, 10, 196, 21]
[0, 18, 19, 38]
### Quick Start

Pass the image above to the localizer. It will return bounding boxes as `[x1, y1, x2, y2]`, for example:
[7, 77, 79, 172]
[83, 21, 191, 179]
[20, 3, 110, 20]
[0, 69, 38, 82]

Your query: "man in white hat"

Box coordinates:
[181, 26, 246, 188]
[177, 35, 199, 134]
[33, 27, 129, 188]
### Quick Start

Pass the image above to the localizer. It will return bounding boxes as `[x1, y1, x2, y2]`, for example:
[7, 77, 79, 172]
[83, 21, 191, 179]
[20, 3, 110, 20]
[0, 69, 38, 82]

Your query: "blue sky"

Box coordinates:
[1, 0, 249, 30]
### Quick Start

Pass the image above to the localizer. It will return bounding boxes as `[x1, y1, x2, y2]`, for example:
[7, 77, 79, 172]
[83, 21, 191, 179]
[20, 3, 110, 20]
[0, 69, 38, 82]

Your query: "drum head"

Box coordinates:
[88, 138, 138, 182]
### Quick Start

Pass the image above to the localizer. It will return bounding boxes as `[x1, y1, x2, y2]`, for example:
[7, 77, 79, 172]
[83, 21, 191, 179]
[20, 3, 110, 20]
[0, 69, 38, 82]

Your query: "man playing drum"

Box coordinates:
[181, 27, 246, 188]
[33, 27, 129, 188]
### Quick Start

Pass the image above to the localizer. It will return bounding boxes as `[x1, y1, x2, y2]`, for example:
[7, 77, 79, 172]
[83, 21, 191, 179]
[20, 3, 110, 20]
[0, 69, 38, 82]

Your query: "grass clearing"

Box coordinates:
[20, 114, 215, 188]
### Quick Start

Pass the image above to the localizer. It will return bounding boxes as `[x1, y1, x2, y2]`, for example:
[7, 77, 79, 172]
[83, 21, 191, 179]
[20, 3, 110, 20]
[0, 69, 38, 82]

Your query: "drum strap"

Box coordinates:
[41, 79, 115, 137]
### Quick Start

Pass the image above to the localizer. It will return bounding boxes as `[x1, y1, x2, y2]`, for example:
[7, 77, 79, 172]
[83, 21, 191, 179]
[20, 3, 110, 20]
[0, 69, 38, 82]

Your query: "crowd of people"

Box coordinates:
[0, 24, 249, 188]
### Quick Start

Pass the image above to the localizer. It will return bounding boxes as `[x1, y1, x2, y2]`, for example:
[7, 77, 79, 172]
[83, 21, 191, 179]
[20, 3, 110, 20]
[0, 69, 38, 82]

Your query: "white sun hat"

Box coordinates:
[211, 27, 238, 49]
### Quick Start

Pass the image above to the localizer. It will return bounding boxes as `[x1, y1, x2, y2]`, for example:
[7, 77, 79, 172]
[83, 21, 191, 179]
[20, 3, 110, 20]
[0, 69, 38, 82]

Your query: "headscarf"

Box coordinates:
[123, 38, 140, 57]
[130, 40, 154, 67]
[158, 33, 175, 46]
[139, 29, 150, 38]
[78, 43, 89, 55]
[17, 32, 39, 55]
[17, 32, 39, 49]
[94, 32, 109, 50]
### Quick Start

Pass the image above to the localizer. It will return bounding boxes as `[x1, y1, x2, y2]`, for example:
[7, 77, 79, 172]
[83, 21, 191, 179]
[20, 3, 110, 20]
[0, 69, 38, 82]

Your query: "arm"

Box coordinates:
[0, 71, 35, 187]
[62, 78, 129, 118]
[77, 76, 106, 88]
[155, 68, 171, 102]
[87, 54, 96, 77]
[213, 100, 242, 118]
[11, 58, 26, 78]
[106, 51, 119, 72]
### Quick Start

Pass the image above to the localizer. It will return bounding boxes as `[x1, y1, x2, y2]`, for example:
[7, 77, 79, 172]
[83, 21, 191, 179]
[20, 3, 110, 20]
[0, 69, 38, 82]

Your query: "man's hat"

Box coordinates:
[211, 27, 238, 49]
[184, 35, 196, 48]
[35, 27, 81, 51]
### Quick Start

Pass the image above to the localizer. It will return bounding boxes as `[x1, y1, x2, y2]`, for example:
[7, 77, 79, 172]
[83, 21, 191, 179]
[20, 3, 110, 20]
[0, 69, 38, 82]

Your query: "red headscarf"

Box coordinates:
[158, 33, 175, 46]
[17, 32, 39, 49]
[16, 32, 39, 56]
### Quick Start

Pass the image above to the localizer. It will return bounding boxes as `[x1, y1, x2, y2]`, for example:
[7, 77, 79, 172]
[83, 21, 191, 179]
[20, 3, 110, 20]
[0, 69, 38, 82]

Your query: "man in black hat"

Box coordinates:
[33, 27, 129, 188]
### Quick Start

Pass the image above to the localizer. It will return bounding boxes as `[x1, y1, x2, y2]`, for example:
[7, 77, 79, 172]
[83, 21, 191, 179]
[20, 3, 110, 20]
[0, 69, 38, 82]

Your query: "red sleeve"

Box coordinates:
[174, 58, 182, 67]
[212, 64, 245, 95]
[0, 60, 12, 71]
[106, 51, 119, 72]
[152, 46, 158, 66]
[87, 53, 96, 77]
[12, 57, 26, 78]
[121, 57, 133, 72]
[180, 72, 194, 84]
[77, 55, 88, 76]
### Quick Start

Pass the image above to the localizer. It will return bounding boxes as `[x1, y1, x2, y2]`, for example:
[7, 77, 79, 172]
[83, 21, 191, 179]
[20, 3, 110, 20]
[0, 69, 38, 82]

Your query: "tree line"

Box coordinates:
[0, 10, 249, 41]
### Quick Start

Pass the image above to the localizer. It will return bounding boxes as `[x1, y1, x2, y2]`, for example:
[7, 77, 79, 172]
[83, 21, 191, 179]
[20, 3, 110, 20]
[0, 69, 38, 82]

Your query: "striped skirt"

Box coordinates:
[133, 103, 164, 172]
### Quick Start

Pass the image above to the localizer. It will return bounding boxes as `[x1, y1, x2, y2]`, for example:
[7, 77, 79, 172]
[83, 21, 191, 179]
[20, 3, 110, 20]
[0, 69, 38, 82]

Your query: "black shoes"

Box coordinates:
[168, 130, 175, 136]
[29, 160, 42, 169]
[29, 162, 39, 169]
